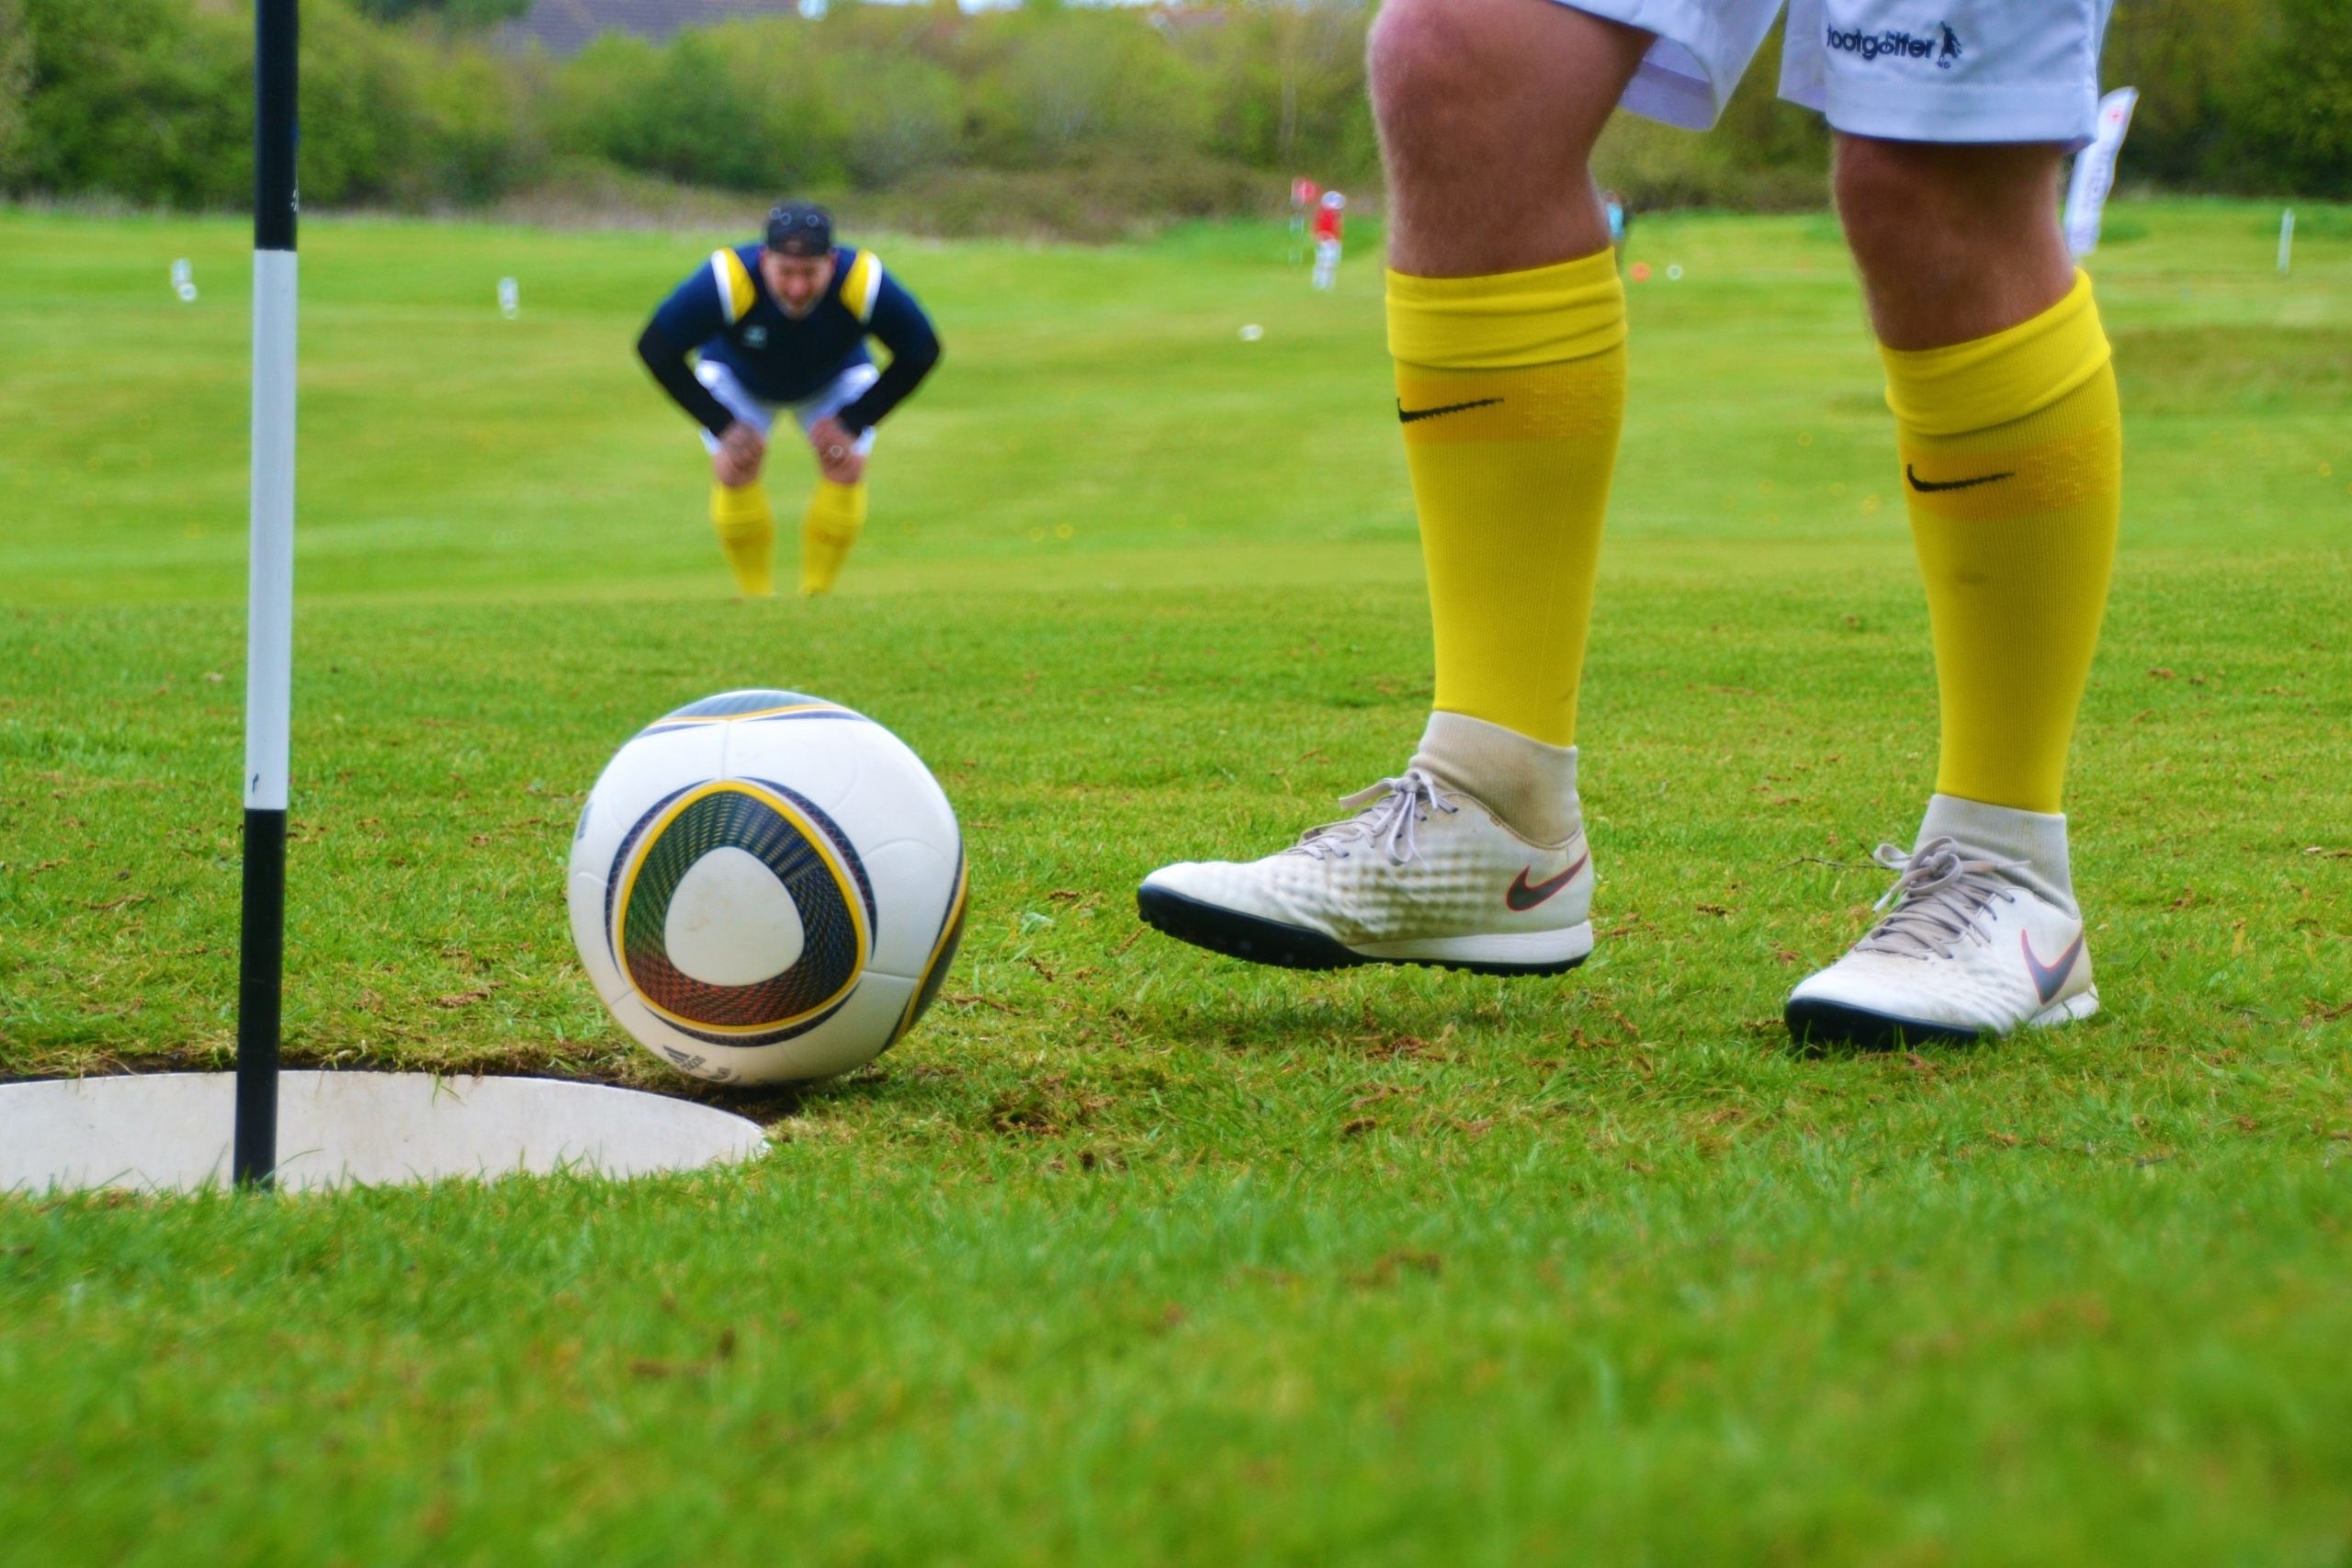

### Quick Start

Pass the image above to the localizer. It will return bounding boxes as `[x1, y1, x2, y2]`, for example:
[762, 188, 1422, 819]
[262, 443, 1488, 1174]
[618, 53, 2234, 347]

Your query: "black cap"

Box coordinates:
[765, 201, 833, 257]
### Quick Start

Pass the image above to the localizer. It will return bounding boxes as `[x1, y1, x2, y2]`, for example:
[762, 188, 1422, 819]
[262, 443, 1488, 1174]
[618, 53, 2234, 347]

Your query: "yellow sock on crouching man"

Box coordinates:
[1884, 270, 2121, 815]
[709, 480, 775, 598]
[799, 478, 867, 597]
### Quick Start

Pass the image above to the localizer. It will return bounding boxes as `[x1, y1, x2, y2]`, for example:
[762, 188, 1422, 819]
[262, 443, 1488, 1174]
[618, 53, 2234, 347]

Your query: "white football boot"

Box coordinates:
[1785, 795, 2098, 1048]
[1138, 716, 1594, 976]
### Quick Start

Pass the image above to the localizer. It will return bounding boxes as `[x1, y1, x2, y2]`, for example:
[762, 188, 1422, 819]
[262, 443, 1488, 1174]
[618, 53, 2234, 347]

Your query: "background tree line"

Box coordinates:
[0, 0, 2341, 238]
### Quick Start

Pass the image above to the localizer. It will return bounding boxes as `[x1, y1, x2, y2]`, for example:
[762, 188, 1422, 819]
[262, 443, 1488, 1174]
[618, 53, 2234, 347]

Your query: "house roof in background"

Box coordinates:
[495, 0, 809, 61]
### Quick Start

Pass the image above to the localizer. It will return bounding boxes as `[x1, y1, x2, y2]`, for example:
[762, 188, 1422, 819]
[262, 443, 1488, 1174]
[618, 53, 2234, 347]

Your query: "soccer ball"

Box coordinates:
[568, 690, 967, 1085]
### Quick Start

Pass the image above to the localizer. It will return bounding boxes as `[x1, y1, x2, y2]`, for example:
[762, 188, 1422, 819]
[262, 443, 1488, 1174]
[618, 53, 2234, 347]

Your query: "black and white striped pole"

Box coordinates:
[235, 0, 298, 1190]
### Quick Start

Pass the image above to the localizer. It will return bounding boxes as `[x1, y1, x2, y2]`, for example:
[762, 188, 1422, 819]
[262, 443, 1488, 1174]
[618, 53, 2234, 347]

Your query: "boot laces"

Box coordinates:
[1285, 769, 1459, 864]
[1854, 836, 2023, 961]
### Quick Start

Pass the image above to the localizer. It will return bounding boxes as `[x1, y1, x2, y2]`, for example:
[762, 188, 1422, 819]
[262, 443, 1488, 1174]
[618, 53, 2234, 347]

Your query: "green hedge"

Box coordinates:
[9, 0, 543, 208]
[0, 0, 29, 186]
[1, 0, 2342, 226]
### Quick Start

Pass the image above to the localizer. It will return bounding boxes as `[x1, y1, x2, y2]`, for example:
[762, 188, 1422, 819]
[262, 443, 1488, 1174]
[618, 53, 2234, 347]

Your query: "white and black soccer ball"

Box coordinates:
[569, 691, 967, 1085]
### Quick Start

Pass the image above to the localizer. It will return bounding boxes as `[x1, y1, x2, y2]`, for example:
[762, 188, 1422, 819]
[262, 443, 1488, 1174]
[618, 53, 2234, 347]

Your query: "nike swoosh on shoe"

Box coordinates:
[2020, 929, 2085, 1005]
[1505, 852, 1588, 912]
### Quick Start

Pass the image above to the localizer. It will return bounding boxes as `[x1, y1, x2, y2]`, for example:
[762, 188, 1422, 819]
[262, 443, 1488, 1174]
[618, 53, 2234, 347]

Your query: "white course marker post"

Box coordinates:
[2278, 209, 2295, 276]
[236, 0, 299, 1190]
[2063, 86, 2137, 259]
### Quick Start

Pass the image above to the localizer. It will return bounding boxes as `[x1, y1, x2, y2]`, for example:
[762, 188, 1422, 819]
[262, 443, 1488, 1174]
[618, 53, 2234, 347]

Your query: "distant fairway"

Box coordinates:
[2, 203, 2348, 1563]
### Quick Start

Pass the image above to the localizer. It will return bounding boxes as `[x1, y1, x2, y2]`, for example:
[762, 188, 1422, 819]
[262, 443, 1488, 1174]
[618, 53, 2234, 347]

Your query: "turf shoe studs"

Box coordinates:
[1136, 769, 1594, 976]
[1784, 835, 2098, 1048]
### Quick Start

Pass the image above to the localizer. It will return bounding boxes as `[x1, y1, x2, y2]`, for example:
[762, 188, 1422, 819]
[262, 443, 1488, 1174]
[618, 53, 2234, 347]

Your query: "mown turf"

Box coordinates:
[2, 200, 2348, 1565]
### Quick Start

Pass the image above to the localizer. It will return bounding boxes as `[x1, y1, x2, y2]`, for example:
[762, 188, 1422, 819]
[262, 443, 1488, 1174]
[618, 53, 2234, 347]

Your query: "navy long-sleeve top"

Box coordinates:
[636, 241, 941, 437]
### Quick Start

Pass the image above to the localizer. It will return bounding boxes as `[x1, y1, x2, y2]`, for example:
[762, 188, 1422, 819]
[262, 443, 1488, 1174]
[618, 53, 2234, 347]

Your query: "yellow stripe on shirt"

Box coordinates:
[710, 248, 757, 324]
[841, 249, 883, 324]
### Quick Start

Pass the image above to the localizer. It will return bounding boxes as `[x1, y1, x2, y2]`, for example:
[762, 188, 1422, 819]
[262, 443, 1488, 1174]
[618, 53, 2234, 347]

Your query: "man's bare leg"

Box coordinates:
[1371, 0, 1650, 276]
[1835, 137, 2074, 348]
[1371, 0, 1653, 823]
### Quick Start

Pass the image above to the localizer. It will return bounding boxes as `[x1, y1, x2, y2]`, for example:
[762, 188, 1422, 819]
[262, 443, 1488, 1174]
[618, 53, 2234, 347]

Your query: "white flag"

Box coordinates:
[2064, 87, 2139, 259]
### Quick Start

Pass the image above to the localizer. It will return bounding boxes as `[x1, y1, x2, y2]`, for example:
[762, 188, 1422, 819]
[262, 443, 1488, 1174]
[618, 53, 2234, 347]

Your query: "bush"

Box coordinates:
[2224, 0, 2352, 197]
[696, 20, 854, 190]
[0, 0, 29, 186]
[1176, 3, 1377, 182]
[297, 2, 435, 206]
[825, 49, 961, 190]
[548, 29, 782, 191]
[14, 0, 251, 206]
[976, 10, 1211, 169]
[2, 0, 2338, 227]
[838, 153, 1277, 244]
[7, 0, 527, 209]
[413, 41, 544, 204]
[2103, 0, 2269, 188]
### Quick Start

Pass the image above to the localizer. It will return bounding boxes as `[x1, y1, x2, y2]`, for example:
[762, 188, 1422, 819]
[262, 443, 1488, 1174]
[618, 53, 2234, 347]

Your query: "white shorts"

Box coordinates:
[1567, 0, 2113, 147]
[695, 359, 880, 460]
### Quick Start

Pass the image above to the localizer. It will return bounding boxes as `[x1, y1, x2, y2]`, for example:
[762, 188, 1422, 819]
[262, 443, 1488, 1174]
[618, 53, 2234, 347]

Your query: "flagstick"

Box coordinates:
[236, 0, 298, 1190]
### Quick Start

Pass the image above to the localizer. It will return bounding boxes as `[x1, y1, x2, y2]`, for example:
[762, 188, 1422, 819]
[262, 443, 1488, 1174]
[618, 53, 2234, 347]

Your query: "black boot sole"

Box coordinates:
[1783, 997, 1988, 1051]
[1136, 886, 1589, 978]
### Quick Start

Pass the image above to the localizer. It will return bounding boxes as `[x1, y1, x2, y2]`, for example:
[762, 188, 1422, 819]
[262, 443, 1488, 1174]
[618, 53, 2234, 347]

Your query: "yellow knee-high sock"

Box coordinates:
[1884, 271, 2122, 814]
[799, 479, 867, 597]
[1387, 251, 1626, 747]
[709, 480, 775, 598]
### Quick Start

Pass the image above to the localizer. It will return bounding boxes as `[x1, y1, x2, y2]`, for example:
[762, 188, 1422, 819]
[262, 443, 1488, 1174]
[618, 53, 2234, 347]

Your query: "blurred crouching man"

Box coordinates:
[636, 202, 942, 597]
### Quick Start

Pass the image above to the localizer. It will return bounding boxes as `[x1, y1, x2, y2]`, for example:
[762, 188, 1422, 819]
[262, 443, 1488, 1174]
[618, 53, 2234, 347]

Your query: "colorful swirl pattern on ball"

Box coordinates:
[608, 780, 873, 1046]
